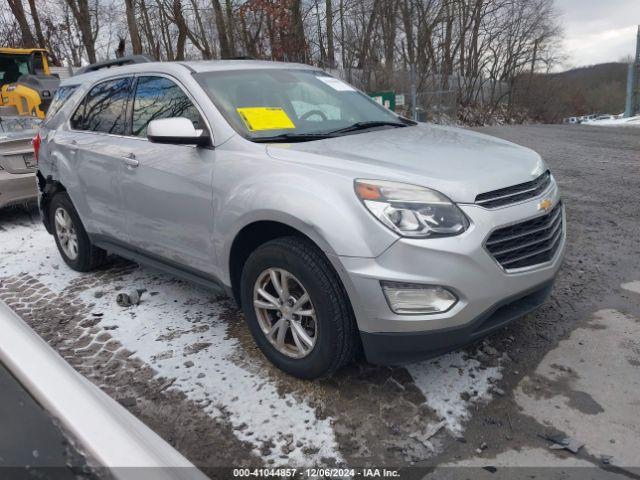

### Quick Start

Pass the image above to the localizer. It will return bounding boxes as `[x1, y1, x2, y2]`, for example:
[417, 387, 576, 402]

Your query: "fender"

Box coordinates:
[212, 161, 399, 285]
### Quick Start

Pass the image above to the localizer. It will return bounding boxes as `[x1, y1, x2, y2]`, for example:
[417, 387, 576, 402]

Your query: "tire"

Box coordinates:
[49, 192, 106, 272]
[240, 236, 358, 379]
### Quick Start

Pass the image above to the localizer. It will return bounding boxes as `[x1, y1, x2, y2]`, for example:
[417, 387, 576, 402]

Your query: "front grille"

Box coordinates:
[485, 202, 563, 270]
[476, 171, 552, 209]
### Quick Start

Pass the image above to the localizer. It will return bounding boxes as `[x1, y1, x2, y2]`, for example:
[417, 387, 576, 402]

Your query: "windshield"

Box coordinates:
[0, 53, 32, 86]
[194, 69, 410, 142]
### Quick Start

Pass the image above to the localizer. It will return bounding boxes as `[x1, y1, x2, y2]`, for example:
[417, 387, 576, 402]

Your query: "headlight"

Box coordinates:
[355, 179, 469, 238]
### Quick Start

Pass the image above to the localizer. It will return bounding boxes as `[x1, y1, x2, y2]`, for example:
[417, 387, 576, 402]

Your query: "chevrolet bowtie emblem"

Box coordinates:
[538, 199, 553, 212]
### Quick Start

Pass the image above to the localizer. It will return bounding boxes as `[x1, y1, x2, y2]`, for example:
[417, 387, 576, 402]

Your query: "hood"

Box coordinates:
[266, 124, 546, 203]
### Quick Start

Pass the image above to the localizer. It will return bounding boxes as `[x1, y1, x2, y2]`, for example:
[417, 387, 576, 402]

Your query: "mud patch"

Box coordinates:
[567, 391, 604, 415]
[514, 310, 640, 467]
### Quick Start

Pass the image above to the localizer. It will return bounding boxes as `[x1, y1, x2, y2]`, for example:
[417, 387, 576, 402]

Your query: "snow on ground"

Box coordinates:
[1, 212, 505, 463]
[584, 116, 640, 127]
[621, 280, 640, 295]
[0, 215, 340, 465]
[0, 215, 79, 293]
[408, 353, 502, 434]
[78, 273, 340, 465]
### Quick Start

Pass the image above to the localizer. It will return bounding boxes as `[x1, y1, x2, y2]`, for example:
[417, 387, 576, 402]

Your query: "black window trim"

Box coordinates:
[66, 71, 212, 145]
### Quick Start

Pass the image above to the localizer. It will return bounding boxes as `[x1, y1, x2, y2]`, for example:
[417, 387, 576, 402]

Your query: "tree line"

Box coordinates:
[2, 0, 564, 121]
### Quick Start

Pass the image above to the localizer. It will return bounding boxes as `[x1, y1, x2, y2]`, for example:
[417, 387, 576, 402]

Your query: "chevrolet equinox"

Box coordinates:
[35, 60, 565, 379]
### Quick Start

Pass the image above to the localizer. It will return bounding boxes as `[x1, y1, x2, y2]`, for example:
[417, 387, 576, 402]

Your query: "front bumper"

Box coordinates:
[0, 170, 37, 209]
[332, 190, 565, 365]
[360, 279, 554, 364]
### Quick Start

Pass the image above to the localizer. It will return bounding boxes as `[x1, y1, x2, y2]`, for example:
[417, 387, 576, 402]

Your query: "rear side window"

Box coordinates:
[132, 76, 202, 137]
[44, 85, 78, 122]
[70, 77, 132, 135]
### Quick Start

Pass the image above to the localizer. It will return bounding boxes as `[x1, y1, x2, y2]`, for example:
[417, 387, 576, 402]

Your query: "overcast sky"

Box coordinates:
[555, 0, 639, 69]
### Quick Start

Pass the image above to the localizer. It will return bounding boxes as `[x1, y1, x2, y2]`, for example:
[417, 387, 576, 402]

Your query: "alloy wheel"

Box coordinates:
[54, 207, 79, 260]
[253, 268, 317, 359]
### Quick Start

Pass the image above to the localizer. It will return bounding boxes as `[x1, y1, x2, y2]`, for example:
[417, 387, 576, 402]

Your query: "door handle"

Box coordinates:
[122, 153, 139, 168]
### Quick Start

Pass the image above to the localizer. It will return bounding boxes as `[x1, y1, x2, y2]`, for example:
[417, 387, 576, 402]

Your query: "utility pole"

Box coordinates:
[624, 26, 640, 117]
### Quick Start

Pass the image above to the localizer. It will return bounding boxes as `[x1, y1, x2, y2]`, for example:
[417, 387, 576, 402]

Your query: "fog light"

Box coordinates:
[381, 281, 457, 314]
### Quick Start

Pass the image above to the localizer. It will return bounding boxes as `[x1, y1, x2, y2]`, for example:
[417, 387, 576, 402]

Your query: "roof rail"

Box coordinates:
[74, 54, 155, 76]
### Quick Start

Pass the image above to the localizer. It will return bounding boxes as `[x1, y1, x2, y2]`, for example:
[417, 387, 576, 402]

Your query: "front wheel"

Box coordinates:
[240, 236, 357, 379]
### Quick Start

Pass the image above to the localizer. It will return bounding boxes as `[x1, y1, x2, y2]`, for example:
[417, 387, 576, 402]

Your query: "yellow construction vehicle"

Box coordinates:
[0, 48, 60, 118]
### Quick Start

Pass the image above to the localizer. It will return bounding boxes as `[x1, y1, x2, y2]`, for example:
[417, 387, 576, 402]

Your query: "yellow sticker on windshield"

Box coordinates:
[237, 107, 296, 131]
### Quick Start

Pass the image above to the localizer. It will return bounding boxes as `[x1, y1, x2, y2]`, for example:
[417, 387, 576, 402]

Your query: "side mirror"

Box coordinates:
[147, 117, 211, 147]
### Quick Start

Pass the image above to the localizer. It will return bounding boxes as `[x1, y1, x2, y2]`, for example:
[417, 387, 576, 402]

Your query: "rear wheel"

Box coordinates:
[240, 236, 357, 379]
[50, 193, 106, 272]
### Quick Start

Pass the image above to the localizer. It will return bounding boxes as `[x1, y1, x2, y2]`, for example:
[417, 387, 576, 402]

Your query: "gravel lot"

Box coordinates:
[0, 125, 638, 478]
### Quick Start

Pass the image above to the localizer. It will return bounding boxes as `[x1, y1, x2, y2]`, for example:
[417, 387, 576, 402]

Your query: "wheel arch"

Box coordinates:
[37, 171, 67, 234]
[228, 219, 333, 307]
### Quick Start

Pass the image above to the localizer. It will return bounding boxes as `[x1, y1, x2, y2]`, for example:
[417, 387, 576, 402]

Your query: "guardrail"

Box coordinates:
[0, 300, 209, 480]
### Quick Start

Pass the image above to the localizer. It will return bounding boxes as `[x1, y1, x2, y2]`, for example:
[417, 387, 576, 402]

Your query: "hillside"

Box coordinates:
[519, 62, 629, 122]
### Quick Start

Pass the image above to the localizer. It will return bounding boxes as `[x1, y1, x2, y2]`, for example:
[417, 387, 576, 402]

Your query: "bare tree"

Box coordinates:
[7, 0, 37, 46]
[325, 0, 335, 67]
[225, 0, 237, 55]
[290, 0, 307, 62]
[212, 0, 232, 58]
[64, 0, 99, 63]
[0, 0, 564, 122]
[124, 0, 143, 54]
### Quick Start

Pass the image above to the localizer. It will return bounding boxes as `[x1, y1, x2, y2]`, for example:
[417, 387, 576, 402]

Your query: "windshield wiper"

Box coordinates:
[253, 132, 337, 143]
[325, 120, 408, 136]
[252, 120, 412, 143]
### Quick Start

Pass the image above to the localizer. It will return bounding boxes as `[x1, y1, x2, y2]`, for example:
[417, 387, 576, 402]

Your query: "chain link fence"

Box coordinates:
[330, 66, 509, 123]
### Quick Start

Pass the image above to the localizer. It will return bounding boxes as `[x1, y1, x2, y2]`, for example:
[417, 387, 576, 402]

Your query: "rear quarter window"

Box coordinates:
[43, 85, 79, 124]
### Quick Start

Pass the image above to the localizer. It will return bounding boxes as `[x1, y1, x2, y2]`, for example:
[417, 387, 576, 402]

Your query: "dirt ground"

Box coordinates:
[0, 125, 638, 478]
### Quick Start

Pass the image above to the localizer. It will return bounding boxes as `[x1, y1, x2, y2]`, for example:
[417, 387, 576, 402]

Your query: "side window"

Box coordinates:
[132, 76, 202, 137]
[44, 85, 78, 123]
[70, 77, 132, 135]
[33, 53, 46, 75]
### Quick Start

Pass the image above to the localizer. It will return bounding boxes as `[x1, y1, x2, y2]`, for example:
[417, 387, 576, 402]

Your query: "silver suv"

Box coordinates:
[35, 61, 565, 379]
